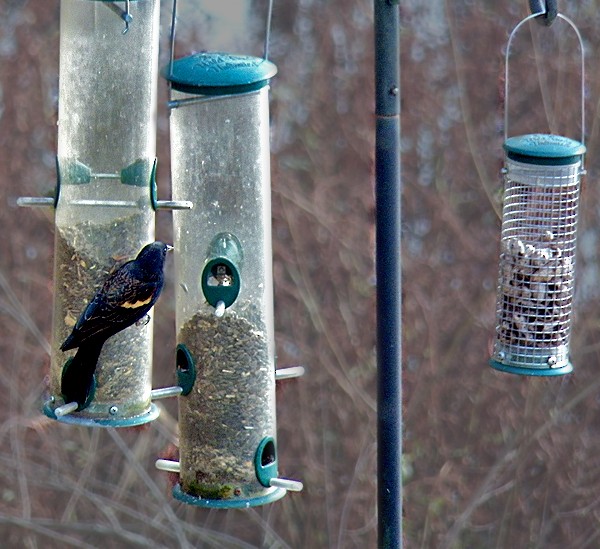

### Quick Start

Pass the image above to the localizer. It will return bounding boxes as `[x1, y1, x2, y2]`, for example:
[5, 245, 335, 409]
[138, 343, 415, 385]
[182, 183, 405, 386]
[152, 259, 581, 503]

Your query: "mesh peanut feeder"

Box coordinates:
[490, 11, 585, 376]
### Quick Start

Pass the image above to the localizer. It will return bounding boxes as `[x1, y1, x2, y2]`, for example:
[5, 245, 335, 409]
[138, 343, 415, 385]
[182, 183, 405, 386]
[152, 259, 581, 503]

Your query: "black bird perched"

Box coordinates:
[61, 241, 172, 351]
[59, 241, 172, 409]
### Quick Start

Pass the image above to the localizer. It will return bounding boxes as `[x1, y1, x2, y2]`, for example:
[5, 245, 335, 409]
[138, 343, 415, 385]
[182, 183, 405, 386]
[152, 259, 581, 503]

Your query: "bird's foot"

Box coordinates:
[136, 314, 151, 327]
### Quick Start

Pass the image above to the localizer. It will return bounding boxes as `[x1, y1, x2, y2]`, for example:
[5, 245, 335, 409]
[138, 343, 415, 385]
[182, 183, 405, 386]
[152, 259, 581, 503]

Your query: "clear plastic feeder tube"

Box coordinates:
[46, 0, 160, 426]
[490, 134, 585, 376]
[168, 53, 286, 506]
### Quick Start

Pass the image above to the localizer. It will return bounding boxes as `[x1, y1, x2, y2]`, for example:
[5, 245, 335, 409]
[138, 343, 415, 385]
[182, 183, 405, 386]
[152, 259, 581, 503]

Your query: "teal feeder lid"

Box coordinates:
[504, 134, 586, 165]
[165, 52, 277, 96]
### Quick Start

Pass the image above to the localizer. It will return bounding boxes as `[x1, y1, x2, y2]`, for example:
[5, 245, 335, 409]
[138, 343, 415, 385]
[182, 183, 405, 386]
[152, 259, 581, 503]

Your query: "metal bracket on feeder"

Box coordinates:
[18, 158, 192, 211]
[17, 157, 60, 208]
[149, 159, 193, 211]
[489, 11, 585, 377]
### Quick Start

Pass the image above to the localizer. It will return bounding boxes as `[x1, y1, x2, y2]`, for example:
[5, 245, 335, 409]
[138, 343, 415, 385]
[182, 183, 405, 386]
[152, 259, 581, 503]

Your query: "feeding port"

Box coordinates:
[43, 0, 161, 425]
[490, 134, 585, 376]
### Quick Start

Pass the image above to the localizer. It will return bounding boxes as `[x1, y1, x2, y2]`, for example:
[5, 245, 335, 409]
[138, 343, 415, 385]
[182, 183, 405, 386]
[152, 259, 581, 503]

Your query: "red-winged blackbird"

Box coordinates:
[60, 241, 172, 352]
[59, 241, 172, 408]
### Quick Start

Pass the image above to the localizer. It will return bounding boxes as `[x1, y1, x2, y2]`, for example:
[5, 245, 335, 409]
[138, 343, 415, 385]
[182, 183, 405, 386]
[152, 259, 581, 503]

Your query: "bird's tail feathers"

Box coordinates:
[60, 340, 105, 410]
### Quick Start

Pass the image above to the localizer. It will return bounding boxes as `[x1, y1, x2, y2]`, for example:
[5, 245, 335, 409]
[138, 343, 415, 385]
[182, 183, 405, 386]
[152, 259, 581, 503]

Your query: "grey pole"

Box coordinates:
[374, 0, 402, 547]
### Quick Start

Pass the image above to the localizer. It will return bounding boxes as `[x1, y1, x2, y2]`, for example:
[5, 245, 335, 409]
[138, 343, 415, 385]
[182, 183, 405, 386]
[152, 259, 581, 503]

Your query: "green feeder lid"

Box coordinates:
[504, 134, 586, 165]
[165, 52, 277, 96]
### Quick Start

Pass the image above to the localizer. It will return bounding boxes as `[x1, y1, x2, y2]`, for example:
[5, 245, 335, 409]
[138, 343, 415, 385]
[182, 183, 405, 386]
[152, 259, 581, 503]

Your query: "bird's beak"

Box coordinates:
[166, 244, 174, 252]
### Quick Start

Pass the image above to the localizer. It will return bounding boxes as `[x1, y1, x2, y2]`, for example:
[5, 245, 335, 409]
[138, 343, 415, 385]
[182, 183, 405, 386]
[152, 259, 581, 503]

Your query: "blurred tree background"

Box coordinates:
[2, 1, 600, 548]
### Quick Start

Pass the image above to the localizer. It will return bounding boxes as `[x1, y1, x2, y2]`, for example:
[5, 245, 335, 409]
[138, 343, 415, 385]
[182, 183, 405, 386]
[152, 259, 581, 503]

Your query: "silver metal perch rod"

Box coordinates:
[151, 386, 184, 400]
[269, 478, 303, 491]
[155, 459, 181, 473]
[17, 197, 193, 209]
[54, 401, 79, 418]
[275, 366, 305, 380]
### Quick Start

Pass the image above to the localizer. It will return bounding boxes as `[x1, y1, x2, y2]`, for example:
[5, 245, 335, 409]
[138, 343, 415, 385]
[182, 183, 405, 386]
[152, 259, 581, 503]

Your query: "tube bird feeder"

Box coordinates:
[42, 0, 161, 425]
[490, 11, 585, 376]
[164, 52, 301, 507]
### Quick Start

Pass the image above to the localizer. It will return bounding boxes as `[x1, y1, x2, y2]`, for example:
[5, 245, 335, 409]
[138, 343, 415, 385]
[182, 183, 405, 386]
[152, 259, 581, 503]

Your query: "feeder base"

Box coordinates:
[489, 359, 573, 377]
[42, 400, 160, 428]
[172, 483, 287, 508]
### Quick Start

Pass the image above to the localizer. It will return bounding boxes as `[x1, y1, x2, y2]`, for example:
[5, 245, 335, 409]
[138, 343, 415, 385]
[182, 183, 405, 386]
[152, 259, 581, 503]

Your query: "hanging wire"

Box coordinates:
[123, 0, 131, 33]
[167, 0, 273, 102]
[168, 0, 274, 69]
[504, 12, 585, 146]
[264, 0, 274, 60]
[167, 0, 273, 109]
[168, 0, 178, 85]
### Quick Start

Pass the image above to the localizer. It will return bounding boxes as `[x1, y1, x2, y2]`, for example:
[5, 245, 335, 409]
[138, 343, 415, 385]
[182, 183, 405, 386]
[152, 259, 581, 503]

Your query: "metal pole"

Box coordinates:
[374, 0, 401, 547]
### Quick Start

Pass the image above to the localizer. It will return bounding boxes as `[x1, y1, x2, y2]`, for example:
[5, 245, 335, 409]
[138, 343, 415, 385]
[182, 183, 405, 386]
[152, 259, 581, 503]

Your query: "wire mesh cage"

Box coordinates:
[42, 0, 161, 425]
[490, 134, 585, 375]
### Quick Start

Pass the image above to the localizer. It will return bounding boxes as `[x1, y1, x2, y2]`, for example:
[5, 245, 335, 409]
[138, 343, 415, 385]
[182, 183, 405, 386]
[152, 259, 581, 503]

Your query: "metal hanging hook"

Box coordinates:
[504, 11, 585, 145]
[122, 0, 132, 34]
[105, 1, 133, 34]
[529, 0, 558, 26]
